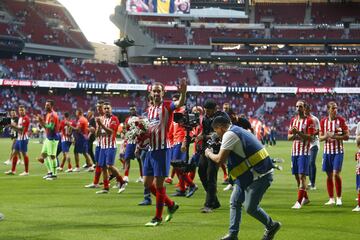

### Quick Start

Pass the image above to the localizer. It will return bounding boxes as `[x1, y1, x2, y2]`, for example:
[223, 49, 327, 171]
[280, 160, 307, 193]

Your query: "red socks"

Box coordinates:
[304, 190, 309, 200]
[297, 189, 305, 204]
[11, 155, 18, 172]
[93, 166, 102, 184]
[24, 155, 29, 173]
[155, 187, 174, 219]
[188, 171, 195, 180]
[103, 179, 109, 190]
[125, 168, 129, 177]
[334, 175, 342, 197]
[116, 175, 124, 185]
[327, 177, 334, 198]
[358, 193, 360, 207]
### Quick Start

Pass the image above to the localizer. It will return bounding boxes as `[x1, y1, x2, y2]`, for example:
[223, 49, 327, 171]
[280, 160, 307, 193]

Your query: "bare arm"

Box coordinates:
[205, 148, 230, 165]
[173, 78, 187, 109]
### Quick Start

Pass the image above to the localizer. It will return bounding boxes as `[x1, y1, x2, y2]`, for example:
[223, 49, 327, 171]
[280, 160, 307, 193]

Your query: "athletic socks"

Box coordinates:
[93, 166, 102, 184]
[11, 155, 18, 172]
[24, 155, 29, 173]
[326, 177, 334, 198]
[334, 175, 342, 197]
[297, 189, 305, 204]
[103, 179, 109, 190]
[358, 193, 360, 207]
[155, 187, 174, 220]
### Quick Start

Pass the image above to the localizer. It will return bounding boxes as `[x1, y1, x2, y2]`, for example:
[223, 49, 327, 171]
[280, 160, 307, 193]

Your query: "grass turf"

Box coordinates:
[0, 139, 359, 240]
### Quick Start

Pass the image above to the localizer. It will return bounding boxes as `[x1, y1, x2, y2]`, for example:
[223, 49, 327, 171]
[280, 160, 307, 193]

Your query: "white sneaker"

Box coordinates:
[96, 189, 109, 194]
[223, 184, 234, 191]
[57, 167, 63, 171]
[325, 198, 336, 205]
[135, 177, 144, 183]
[123, 176, 129, 183]
[19, 172, 29, 176]
[301, 198, 310, 206]
[352, 206, 360, 212]
[82, 163, 88, 168]
[86, 166, 95, 172]
[42, 173, 52, 179]
[310, 186, 317, 190]
[17, 160, 23, 165]
[118, 182, 127, 194]
[112, 182, 120, 189]
[65, 168, 73, 173]
[85, 183, 100, 188]
[4, 170, 15, 175]
[291, 201, 302, 209]
[336, 197, 342, 206]
[72, 167, 80, 172]
[4, 159, 11, 165]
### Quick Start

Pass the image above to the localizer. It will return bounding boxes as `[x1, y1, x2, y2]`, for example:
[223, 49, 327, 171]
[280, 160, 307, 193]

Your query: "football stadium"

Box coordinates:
[0, 0, 359, 239]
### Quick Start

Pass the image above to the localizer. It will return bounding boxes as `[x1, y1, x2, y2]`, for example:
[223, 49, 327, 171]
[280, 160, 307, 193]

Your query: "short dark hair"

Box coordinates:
[203, 99, 217, 110]
[64, 112, 70, 118]
[77, 108, 83, 114]
[46, 99, 54, 107]
[172, 93, 180, 100]
[18, 105, 25, 109]
[211, 116, 231, 129]
[152, 82, 165, 91]
[327, 101, 336, 110]
[97, 100, 104, 105]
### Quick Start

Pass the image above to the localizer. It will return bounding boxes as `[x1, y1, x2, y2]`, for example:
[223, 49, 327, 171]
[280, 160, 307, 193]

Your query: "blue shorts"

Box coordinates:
[94, 146, 101, 164]
[356, 175, 360, 190]
[124, 143, 136, 160]
[61, 141, 72, 153]
[98, 148, 117, 167]
[171, 143, 186, 162]
[291, 155, 310, 175]
[143, 149, 171, 177]
[14, 139, 28, 153]
[74, 139, 89, 154]
[322, 153, 344, 172]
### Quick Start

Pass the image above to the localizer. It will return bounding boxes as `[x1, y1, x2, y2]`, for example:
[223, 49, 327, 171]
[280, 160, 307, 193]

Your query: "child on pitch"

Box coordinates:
[353, 137, 360, 212]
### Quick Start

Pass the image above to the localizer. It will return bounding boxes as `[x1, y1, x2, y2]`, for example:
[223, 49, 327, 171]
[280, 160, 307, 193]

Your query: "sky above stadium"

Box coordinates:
[58, 0, 120, 45]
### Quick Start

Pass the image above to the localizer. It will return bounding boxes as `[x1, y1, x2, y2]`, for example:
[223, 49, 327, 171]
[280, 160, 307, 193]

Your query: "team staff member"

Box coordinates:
[4, 110, 19, 166]
[205, 116, 280, 240]
[5, 105, 30, 176]
[143, 79, 186, 226]
[320, 101, 349, 206]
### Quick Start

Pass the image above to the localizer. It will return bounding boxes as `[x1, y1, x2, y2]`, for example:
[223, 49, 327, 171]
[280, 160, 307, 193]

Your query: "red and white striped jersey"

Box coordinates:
[355, 151, 360, 175]
[147, 100, 175, 151]
[100, 115, 119, 149]
[320, 116, 348, 154]
[288, 116, 315, 156]
[59, 119, 74, 142]
[17, 115, 30, 140]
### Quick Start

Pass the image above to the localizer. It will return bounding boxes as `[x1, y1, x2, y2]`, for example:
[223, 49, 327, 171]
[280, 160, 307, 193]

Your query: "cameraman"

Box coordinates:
[205, 116, 281, 240]
[198, 99, 229, 213]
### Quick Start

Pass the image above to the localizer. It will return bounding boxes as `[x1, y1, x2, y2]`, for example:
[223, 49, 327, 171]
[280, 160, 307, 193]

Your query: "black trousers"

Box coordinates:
[198, 153, 220, 208]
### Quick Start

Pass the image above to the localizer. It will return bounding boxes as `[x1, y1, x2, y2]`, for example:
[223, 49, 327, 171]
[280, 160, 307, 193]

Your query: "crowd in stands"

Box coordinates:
[0, 0, 91, 49]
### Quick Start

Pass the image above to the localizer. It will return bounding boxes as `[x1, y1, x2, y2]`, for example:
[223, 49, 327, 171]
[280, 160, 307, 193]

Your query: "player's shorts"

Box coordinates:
[61, 141, 72, 153]
[171, 143, 186, 162]
[14, 139, 29, 153]
[322, 153, 344, 172]
[139, 149, 148, 162]
[74, 138, 89, 154]
[124, 143, 136, 160]
[94, 146, 101, 164]
[291, 155, 310, 175]
[41, 138, 59, 156]
[98, 148, 117, 167]
[143, 148, 171, 177]
[356, 175, 360, 191]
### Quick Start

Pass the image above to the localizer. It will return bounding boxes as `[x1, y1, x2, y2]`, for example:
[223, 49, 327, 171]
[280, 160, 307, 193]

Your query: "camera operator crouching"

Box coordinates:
[198, 99, 230, 213]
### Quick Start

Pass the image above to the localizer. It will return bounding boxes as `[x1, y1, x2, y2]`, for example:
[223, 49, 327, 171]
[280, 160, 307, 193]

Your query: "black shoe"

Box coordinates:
[145, 217, 162, 227]
[220, 233, 238, 240]
[262, 221, 281, 240]
[212, 201, 221, 209]
[201, 206, 213, 213]
[165, 202, 179, 222]
[186, 185, 198, 198]
[171, 191, 186, 197]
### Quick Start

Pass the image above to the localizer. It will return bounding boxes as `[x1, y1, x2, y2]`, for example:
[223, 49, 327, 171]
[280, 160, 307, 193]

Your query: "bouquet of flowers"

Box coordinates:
[124, 116, 149, 143]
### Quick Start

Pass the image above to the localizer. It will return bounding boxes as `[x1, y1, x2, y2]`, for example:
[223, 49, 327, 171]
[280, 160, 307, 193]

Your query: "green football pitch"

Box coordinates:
[0, 139, 359, 240]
